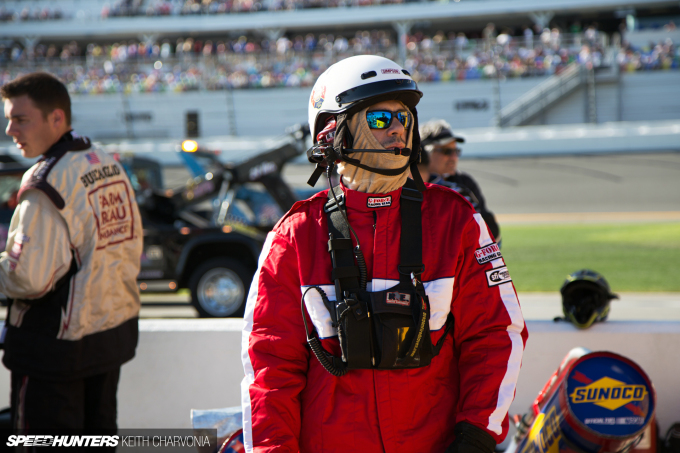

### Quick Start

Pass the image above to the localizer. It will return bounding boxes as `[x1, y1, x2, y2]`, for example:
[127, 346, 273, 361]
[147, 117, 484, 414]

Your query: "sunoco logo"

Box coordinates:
[570, 377, 648, 410]
[486, 266, 511, 287]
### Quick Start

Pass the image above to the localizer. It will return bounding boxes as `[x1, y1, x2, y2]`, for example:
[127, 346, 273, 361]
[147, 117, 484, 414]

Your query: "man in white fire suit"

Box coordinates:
[1, 72, 142, 432]
[241, 55, 528, 452]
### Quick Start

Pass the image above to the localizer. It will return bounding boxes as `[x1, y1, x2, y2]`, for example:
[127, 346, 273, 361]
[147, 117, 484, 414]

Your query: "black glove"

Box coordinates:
[446, 422, 497, 453]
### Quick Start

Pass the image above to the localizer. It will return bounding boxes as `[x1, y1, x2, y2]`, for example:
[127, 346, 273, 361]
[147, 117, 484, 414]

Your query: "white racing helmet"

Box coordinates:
[306, 55, 425, 189]
[308, 55, 422, 141]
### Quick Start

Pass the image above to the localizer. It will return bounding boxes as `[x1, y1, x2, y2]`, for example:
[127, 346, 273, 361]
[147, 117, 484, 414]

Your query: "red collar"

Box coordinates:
[339, 182, 403, 213]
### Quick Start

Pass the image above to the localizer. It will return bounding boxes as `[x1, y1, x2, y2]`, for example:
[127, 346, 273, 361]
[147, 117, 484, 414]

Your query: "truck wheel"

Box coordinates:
[189, 258, 252, 318]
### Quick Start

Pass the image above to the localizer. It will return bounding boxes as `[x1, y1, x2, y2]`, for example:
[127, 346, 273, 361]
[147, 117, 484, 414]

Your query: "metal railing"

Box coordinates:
[497, 62, 584, 127]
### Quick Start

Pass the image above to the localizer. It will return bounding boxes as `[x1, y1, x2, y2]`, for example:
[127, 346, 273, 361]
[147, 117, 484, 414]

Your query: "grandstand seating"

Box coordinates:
[1, 31, 615, 94]
[2, 26, 677, 97]
[1, 0, 676, 84]
[0, 0, 677, 138]
[1, 0, 676, 21]
[0, 0, 109, 21]
[1, 0, 678, 38]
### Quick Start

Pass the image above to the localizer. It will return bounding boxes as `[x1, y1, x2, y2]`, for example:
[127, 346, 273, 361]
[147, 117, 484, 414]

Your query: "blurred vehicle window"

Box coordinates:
[232, 183, 284, 228]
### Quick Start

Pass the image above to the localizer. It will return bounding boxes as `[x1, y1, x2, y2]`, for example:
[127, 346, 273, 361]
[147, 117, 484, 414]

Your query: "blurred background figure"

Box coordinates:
[419, 119, 501, 244]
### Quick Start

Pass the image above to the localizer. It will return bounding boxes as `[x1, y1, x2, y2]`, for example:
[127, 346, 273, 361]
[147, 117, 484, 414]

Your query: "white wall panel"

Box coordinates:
[2, 319, 676, 434]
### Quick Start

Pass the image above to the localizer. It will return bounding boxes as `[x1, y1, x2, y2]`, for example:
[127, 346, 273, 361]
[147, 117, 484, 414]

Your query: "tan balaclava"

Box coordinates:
[337, 102, 414, 194]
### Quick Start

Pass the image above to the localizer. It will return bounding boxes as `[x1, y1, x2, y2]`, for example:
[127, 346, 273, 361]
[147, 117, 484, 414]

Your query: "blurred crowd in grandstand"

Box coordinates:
[0, 5, 66, 21]
[104, 0, 435, 18]
[0, 26, 677, 95]
[0, 0, 458, 20]
[4, 0, 680, 22]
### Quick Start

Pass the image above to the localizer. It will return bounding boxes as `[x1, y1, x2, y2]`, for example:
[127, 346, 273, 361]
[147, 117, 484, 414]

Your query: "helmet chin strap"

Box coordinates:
[307, 110, 426, 191]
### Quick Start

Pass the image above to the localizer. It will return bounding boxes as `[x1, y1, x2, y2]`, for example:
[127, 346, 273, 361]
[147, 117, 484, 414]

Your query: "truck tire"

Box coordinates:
[189, 258, 252, 318]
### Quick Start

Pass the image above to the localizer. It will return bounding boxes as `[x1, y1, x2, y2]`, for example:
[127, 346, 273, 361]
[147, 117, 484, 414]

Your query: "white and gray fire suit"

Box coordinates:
[0, 132, 142, 380]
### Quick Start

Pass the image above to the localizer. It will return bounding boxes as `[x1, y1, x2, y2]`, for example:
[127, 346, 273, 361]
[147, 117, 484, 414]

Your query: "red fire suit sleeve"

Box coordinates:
[451, 213, 529, 443]
[242, 230, 309, 453]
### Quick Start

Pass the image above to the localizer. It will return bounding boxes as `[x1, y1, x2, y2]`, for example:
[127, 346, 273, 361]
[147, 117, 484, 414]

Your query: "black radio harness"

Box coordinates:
[301, 163, 453, 376]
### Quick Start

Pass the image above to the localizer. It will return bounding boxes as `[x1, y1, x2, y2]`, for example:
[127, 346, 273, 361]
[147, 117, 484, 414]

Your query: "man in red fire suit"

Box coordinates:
[241, 55, 528, 453]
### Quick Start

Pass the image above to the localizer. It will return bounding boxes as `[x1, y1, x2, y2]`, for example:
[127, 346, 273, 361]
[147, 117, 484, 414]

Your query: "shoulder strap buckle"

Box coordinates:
[324, 189, 345, 213]
[401, 186, 423, 202]
[398, 265, 425, 279]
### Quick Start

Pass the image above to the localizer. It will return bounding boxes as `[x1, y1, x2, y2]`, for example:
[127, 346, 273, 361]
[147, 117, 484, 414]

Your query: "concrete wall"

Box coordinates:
[0, 78, 545, 141]
[2, 319, 677, 436]
[63, 70, 679, 136]
[624, 29, 680, 49]
[60, 77, 543, 139]
[1, 72, 677, 143]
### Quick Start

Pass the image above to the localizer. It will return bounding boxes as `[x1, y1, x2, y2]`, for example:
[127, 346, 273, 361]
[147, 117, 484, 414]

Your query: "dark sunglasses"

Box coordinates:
[366, 110, 411, 130]
[433, 145, 461, 157]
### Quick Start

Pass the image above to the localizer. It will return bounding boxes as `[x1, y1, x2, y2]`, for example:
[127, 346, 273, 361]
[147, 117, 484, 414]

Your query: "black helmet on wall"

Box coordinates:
[560, 269, 619, 329]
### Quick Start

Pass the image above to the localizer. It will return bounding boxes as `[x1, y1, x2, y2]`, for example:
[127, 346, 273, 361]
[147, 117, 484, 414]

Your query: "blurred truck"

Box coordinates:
[0, 125, 310, 318]
[123, 125, 309, 317]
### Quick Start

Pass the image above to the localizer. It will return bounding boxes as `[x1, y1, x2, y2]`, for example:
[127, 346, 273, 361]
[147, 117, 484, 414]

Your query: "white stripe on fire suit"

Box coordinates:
[301, 276, 455, 339]
[241, 232, 275, 453]
[474, 213, 525, 436]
